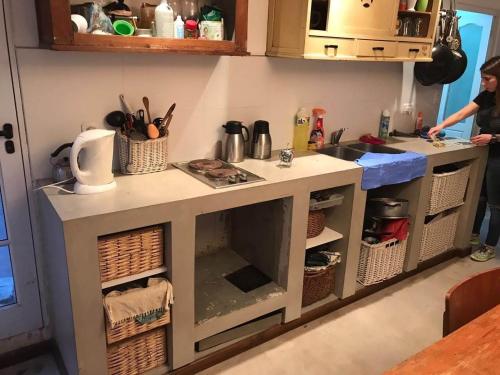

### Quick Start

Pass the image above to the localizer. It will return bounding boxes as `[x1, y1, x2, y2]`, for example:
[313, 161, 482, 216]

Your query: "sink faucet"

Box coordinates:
[331, 128, 346, 145]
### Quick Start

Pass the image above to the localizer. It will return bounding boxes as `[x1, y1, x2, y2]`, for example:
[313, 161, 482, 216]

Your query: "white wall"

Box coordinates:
[9, 0, 438, 181]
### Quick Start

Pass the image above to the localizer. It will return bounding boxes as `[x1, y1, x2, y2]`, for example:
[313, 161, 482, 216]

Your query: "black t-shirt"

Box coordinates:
[473, 90, 500, 157]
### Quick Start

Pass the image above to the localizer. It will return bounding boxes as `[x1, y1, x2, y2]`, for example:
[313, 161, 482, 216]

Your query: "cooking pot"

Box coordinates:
[367, 198, 409, 218]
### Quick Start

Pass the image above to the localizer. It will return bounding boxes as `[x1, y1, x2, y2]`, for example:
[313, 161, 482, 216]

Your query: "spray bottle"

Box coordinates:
[310, 107, 326, 149]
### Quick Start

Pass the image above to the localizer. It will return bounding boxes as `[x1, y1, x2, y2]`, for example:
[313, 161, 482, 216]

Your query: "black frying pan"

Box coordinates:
[414, 44, 454, 86]
[440, 14, 468, 84]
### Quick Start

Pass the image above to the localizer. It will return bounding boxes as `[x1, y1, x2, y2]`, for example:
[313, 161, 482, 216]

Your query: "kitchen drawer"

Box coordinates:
[397, 43, 432, 59]
[354, 40, 397, 58]
[304, 36, 354, 59]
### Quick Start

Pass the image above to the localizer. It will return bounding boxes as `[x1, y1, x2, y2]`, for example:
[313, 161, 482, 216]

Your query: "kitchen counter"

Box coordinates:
[43, 152, 361, 222]
[39, 138, 488, 375]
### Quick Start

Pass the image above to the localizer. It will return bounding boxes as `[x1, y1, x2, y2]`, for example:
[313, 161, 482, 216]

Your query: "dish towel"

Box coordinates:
[103, 277, 174, 328]
[355, 151, 427, 190]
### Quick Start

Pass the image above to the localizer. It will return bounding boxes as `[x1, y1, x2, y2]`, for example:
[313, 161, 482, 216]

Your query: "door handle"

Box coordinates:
[409, 48, 420, 53]
[372, 47, 385, 51]
[0, 124, 13, 139]
[325, 45, 339, 50]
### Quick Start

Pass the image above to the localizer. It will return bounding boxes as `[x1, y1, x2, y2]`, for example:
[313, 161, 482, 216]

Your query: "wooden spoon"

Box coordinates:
[142, 96, 152, 124]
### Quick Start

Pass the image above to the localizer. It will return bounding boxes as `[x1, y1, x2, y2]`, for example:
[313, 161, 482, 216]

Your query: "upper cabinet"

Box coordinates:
[34, 0, 248, 55]
[267, 0, 441, 61]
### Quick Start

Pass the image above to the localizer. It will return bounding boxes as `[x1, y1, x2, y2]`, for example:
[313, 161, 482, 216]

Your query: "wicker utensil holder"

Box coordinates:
[426, 165, 470, 215]
[118, 131, 168, 175]
[98, 225, 164, 283]
[107, 328, 167, 375]
[307, 210, 326, 238]
[302, 265, 336, 306]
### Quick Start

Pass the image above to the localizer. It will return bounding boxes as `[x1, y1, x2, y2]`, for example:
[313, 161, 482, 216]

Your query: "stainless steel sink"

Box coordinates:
[316, 145, 365, 161]
[347, 143, 405, 154]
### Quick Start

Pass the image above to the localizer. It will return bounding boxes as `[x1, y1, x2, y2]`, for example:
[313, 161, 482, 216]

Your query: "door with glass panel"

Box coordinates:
[0, 0, 42, 339]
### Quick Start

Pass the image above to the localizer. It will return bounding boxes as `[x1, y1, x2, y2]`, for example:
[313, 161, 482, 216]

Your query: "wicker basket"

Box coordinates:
[107, 328, 167, 375]
[357, 238, 407, 286]
[118, 131, 168, 175]
[106, 311, 171, 344]
[307, 210, 326, 238]
[426, 165, 471, 215]
[302, 265, 336, 306]
[98, 225, 164, 283]
[419, 210, 459, 262]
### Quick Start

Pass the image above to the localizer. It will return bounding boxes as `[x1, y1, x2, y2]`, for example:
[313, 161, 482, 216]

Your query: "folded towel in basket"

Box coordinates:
[104, 277, 174, 327]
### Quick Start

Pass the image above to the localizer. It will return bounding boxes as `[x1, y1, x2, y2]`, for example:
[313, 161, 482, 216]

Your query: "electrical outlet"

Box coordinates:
[401, 103, 414, 115]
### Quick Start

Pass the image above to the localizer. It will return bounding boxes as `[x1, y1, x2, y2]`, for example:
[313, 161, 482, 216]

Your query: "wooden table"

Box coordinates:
[385, 304, 500, 374]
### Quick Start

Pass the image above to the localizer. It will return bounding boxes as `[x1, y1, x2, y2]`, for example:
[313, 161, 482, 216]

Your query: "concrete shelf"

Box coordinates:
[301, 293, 339, 314]
[194, 249, 286, 341]
[306, 227, 343, 249]
[101, 266, 168, 289]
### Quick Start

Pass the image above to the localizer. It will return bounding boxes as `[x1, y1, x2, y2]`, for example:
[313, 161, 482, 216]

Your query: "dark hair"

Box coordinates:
[480, 56, 500, 114]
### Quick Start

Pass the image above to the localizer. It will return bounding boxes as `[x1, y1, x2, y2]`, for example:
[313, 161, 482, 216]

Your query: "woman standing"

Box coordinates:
[429, 56, 500, 262]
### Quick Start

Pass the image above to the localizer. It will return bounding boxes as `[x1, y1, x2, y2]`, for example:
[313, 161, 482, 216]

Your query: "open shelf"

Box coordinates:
[398, 10, 432, 16]
[101, 266, 168, 289]
[195, 249, 286, 341]
[306, 227, 343, 249]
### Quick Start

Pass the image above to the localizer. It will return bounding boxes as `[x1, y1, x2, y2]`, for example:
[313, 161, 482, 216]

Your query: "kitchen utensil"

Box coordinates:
[142, 96, 152, 124]
[70, 129, 116, 194]
[113, 19, 134, 35]
[135, 109, 148, 136]
[414, 8, 454, 86]
[367, 198, 409, 218]
[251, 120, 272, 159]
[159, 103, 176, 128]
[119, 94, 134, 115]
[222, 121, 249, 163]
[50, 143, 74, 182]
[105, 111, 126, 130]
[147, 123, 160, 139]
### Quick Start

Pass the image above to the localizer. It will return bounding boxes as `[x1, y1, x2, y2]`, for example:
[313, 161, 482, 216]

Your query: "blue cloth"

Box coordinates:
[355, 152, 427, 190]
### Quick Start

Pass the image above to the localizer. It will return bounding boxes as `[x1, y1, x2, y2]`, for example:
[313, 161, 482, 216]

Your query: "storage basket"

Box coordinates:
[357, 238, 407, 286]
[118, 131, 168, 175]
[419, 210, 459, 262]
[426, 165, 471, 215]
[107, 328, 167, 375]
[98, 225, 164, 283]
[302, 265, 336, 306]
[106, 311, 171, 344]
[307, 210, 326, 238]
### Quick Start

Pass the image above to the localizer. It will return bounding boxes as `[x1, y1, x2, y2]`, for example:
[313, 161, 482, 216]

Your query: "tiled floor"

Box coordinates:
[2, 254, 497, 375]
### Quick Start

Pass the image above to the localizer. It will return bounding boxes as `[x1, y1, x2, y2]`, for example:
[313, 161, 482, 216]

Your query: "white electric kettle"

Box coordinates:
[70, 129, 117, 194]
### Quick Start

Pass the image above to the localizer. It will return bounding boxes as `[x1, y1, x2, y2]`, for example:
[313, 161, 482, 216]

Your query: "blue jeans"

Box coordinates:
[473, 157, 500, 247]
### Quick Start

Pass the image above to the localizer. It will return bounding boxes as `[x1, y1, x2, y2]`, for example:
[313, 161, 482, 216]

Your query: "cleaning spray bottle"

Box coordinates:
[293, 107, 310, 152]
[310, 107, 326, 149]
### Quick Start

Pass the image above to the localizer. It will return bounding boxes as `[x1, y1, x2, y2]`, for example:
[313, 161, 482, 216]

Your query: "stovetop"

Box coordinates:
[172, 159, 265, 189]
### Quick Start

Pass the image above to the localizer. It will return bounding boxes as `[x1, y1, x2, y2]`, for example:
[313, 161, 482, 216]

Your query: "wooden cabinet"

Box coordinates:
[34, 0, 248, 55]
[267, 0, 441, 62]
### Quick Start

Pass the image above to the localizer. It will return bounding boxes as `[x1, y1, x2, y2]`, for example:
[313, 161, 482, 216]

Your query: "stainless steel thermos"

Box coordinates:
[222, 121, 249, 163]
[251, 120, 272, 159]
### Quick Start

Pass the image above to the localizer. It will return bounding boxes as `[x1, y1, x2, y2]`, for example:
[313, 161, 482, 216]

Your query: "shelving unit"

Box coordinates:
[101, 266, 168, 289]
[35, 0, 248, 55]
[306, 227, 343, 249]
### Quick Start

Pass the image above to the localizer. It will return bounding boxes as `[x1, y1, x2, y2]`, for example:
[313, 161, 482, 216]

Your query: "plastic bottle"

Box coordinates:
[310, 107, 326, 149]
[155, 0, 174, 38]
[415, 111, 423, 131]
[174, 15, 184, 38]
[293, 108, 310, 152]
[378, 109, 391, 139]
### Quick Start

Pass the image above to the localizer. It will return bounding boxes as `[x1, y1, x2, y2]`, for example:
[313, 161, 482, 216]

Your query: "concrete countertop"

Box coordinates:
[41, 152, 362, 223]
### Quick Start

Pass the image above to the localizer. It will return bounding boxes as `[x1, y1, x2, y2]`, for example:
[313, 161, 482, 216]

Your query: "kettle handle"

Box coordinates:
[242, 125, 250, 142]
[70, 136, 90, 184]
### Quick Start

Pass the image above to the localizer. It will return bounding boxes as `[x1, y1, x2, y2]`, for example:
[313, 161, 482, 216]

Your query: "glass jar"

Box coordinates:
[185, 19, 198, 38]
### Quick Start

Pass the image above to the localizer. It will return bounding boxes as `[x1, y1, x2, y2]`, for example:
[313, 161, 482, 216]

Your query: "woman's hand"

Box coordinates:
[470, 134, 493, 146]
[428, 125, 444, 137]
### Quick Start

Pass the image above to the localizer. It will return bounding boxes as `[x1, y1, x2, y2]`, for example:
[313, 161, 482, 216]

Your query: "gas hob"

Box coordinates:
[172, 159, 265, 189]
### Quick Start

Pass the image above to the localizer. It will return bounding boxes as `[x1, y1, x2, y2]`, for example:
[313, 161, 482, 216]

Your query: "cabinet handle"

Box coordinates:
[372, 47, 385, 51]
[325, 45, 339, 49]
[409, 48, 420, 53]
